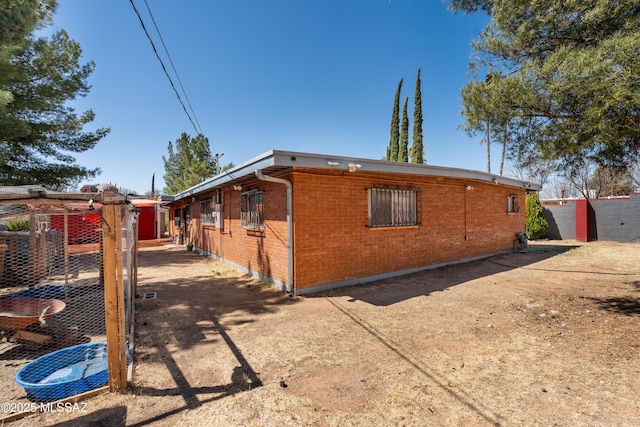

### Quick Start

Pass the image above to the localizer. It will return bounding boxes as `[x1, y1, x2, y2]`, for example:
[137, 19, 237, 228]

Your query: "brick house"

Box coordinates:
[167, 150, 540, 295]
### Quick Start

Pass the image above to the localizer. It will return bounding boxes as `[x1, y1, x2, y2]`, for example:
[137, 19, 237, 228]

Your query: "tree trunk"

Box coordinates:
[499, 122, 507, 176]
[485, 119, 491, 173]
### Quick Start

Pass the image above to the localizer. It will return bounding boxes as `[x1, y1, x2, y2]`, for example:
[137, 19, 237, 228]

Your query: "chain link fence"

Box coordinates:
[0, 187, 136, 417]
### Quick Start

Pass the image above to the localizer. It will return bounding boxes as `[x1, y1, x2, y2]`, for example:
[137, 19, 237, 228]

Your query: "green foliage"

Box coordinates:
[452, 0, 640, 171]
[525, 192, 548, 240]
[387, 70, 424, 163]
[8, 218, 29, 231]
[0, 0, 108, 190]
[162, 133, 217, 194]
[411, 68, 424, 164]
[388, 78, 402, 161]
[398, 98, 409, 162]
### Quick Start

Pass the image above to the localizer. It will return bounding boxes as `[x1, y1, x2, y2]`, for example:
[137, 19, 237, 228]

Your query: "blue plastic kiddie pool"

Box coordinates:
[15, 342, 129, 400]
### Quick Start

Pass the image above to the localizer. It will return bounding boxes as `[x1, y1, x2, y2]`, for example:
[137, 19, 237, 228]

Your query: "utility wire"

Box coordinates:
[142, 0, 203, 135]
[128, 0, 202, 136]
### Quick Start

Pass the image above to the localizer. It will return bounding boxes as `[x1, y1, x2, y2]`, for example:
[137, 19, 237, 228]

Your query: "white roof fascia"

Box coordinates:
[172, 150, 541, 201]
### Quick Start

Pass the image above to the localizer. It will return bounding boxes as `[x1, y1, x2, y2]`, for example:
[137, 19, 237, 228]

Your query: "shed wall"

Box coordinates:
[543, 203, 576, 240]
[542, 194, 640, 243]
[589, 196, 640, 242]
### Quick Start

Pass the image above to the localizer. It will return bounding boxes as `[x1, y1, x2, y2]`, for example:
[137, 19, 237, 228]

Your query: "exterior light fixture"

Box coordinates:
[327, 161, 340, 167]
[348, 163, 362, 172]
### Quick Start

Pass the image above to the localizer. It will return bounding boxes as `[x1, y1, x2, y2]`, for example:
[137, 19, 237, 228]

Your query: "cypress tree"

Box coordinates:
[388, 78, 402, 161]
[410, 69, 424, 164]
[525, 192, 548, 240]
[399, 97, 409, 162]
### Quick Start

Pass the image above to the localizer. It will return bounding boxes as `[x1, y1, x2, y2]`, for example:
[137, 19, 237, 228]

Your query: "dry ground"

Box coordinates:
[10, 240, 640, 426]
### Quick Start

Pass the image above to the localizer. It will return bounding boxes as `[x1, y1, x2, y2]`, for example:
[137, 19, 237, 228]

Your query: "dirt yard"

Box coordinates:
[13, 240, 640, 426]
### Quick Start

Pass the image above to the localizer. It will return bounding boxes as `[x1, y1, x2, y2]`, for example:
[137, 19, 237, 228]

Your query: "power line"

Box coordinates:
[142, 0, 203, 135]
[128, 0, 202, 136]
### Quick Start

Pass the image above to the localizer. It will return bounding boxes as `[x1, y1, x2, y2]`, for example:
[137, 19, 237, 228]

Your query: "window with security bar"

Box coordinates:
[200, 198, 221, 227]
[200, 199, 213, 224]
[507, 194, 519, 213]
[368, 188, 419, 227]
[241, 190, 264, 228]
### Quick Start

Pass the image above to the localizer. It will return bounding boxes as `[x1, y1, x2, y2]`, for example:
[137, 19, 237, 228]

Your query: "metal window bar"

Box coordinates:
[241, 191, 264, 228]
[200, 199, 212, 224]
[369, 188, 417, 227]
[508, 194, 518, 213]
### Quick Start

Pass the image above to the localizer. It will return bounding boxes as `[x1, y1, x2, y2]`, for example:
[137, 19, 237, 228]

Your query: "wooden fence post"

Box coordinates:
[101, 199, 127, 391]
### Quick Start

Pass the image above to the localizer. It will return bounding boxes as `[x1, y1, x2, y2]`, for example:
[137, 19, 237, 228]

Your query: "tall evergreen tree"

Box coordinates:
[0, 0, 52, 110]
[451, 0, 640, 170]
[162, 133, 216, 194]
[0, 0, 109, 190]
[410, 68, 424, 164]
[388, 78, 403, 161]
[399, 97, 409, 162]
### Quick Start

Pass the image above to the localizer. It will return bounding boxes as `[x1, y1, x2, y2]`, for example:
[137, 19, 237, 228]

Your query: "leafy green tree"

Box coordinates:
[410, 68, 424, 164]
[398, 97, 409, 162]
[525, 192, 548, 240]
[387, 78, 402, 161]
[0, 0, 108, 190]
[450, 0, 640, 171]
[163, 133, 217, 194]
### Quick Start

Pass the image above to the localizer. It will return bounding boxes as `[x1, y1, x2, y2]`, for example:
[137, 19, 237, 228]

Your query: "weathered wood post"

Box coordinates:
[101, 194, 128, 391]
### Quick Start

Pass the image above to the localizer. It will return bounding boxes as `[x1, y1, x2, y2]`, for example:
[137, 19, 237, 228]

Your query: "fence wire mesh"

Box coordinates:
[0, 197, 136, 413]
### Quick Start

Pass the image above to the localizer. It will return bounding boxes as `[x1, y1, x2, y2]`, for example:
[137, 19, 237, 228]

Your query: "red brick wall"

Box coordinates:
[290, 169, 525, 291]
[171, 168, 525, 293]
[219, 183, 289, 286]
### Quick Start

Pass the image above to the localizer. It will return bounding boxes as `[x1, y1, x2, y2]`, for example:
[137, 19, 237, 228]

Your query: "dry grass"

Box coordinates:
[11, 241, 640, 426]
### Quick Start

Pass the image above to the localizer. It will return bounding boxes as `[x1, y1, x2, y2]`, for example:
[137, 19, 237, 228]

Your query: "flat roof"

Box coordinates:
[173, 150, 542, 201]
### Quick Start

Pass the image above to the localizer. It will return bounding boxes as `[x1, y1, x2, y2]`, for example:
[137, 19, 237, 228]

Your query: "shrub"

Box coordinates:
[525, 192, 548, 240]
[8, 218, 30, 231]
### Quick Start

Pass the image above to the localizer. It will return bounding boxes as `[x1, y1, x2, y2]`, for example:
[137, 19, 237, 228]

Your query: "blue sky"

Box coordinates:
[50, 0, 492, 194]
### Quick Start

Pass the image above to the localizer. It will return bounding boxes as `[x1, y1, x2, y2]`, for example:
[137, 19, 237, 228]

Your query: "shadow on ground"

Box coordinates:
[310, 244, 578, 306]
[124, 246, 297, 425]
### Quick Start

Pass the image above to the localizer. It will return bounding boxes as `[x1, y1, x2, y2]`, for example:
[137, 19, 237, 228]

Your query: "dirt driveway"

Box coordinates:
[18, 241, 640, 426]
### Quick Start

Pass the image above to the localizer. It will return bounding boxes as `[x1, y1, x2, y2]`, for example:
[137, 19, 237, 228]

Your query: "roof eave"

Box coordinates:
[171, 150, 542, 201]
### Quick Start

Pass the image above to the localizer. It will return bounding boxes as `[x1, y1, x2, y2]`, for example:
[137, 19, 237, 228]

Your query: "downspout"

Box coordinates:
[255, 170, 293, 293]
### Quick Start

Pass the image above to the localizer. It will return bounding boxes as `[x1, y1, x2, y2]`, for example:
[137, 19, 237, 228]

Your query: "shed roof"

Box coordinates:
[172, 150, 542, 201]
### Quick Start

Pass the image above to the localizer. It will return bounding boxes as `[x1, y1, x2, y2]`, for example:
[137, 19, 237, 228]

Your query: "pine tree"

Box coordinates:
[399, 97, 409, 162]
[410, 68, 424, 164]
[388, 78, 403, 161]
[162, 133, 216, 194]
[0, 1, 109, 190]
[451, 0, 640, 170]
